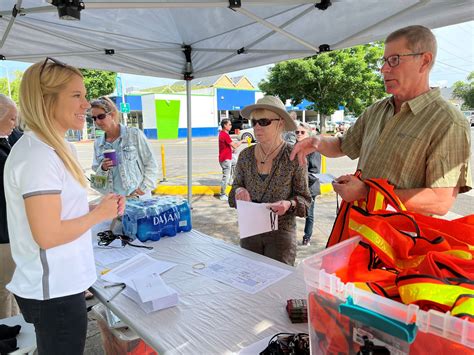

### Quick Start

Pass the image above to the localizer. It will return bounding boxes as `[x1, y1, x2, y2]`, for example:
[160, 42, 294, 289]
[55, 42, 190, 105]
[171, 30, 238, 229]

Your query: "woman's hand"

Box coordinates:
[267, 200, 291, 216]
[101, 158, 114, 171]
[94, 194, 126, 221]
[235, 187, 251, 201]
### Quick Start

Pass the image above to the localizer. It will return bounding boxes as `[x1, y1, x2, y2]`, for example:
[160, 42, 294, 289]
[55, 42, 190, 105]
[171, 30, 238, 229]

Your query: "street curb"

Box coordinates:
[153, 183, 333, 195]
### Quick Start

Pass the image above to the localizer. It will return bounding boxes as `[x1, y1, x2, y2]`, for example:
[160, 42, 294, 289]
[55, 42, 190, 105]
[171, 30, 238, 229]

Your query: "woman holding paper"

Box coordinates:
[228, 96, 311, 266]
[90, 96, 158, 198]
[4, 58, 125, 355]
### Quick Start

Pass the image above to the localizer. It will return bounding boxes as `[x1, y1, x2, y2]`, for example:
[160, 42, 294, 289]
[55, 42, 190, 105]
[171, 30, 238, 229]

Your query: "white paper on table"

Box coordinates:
[236, 200, 278, 239]
[93, 238, 154, 266]
[121, 273, 179, 314]
[196, 254, 292, 294]
[102, 253, 177, 284]
[132, 273, 176, 303]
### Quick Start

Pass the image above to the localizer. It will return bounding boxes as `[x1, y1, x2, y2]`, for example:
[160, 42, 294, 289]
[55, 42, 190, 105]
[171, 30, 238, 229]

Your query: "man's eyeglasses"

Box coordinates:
[251, 118, 281, 127]
[91, 113, 108, 121]
[39, 57, 67, 77]
[97, 230, 153, 250]
[377, 53, 424, 68]
[295, 130, 307, 135]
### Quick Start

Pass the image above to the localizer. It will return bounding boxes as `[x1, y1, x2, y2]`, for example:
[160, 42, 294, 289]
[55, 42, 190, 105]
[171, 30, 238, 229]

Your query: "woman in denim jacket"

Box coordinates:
[90, 97, 158, 198]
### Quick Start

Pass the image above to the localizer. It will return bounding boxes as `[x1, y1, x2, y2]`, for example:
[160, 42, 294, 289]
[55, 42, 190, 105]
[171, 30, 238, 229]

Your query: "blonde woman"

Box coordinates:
[90, 97, 158, 198]
[229, 96, 311, 266]
[4, 58, 125, 354]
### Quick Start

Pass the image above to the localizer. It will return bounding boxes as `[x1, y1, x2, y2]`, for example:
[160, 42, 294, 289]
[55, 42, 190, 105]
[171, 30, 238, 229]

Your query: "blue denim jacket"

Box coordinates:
[92, 125, 158, 195]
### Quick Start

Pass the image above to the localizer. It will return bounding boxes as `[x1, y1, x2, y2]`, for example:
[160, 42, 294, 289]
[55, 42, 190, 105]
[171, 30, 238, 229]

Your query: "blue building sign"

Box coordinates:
[217, 88, 256, 111]
[111, 95, 143, 111]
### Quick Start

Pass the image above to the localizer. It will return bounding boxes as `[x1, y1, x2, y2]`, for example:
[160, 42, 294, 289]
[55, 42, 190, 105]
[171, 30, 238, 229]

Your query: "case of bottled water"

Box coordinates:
[122, 197, 192, 242]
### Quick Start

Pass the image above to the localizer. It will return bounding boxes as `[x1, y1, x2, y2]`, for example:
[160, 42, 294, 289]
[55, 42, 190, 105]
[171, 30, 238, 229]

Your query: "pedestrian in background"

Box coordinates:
[295, 121, 321, 246]
[91, 96, 158, 198]
[0, 94, 21, 318]
[218, 118, 243, 201]
[4, 58, 125, 354]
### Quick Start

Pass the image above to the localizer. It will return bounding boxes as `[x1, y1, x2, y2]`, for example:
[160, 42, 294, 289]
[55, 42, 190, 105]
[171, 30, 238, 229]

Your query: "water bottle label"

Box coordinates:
[179, 221, 187, 227]
[152, 211, 180, 226]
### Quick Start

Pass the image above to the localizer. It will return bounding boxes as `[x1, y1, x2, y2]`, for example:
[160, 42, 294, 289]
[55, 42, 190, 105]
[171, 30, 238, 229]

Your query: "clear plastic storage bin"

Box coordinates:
[303, 237, 473, 354]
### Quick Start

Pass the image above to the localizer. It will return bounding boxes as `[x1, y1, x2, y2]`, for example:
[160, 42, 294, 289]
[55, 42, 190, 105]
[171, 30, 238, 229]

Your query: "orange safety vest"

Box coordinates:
[326, 171, 405, 248]
[344, 204, 474, 321]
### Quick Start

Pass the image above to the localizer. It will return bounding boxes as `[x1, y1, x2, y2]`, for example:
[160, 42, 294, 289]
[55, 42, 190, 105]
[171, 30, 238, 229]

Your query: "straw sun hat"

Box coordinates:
[241, 96, 297, 132]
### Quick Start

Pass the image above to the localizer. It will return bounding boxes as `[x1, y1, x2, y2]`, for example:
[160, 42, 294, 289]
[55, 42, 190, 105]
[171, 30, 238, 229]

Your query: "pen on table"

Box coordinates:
[105, 283, 126, 303]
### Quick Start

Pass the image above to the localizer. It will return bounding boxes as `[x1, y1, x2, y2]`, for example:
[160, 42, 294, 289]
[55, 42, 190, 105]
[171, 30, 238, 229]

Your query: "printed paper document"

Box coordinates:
[196, 254, 292, 294]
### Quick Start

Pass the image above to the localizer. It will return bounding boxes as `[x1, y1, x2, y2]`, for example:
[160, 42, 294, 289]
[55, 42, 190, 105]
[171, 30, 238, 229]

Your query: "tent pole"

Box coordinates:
[186, 80, 192, 207]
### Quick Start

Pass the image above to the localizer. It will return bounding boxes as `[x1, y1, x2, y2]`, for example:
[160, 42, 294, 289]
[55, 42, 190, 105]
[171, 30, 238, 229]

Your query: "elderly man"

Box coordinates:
[291, 25, 471, 216]
[0, 94, 21, 318]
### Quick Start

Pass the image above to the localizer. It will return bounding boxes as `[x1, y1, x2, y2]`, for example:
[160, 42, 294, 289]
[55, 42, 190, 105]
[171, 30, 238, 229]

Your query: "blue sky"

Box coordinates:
[1, 21, 473, 89]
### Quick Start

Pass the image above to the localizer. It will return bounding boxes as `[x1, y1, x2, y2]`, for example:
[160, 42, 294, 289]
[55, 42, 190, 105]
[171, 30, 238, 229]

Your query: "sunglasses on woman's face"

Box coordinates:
[295, 130, 307, 135]
[91, 113, 108, 121]
[251, 118, 281, 127]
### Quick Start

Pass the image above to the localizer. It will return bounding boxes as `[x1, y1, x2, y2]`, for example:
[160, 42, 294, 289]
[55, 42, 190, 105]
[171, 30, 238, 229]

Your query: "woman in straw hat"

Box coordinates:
[4, 58, 125, 354]
[228, 96, 311, 266]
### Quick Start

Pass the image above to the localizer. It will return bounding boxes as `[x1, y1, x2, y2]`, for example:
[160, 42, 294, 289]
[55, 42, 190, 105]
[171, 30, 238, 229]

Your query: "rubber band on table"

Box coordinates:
[192, 262, 206, 270]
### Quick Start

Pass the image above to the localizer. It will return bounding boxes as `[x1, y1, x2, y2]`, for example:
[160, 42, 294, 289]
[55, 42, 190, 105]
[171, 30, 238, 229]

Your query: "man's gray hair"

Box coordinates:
[0, 94, 16, 122]
[386, 25, 437, 68]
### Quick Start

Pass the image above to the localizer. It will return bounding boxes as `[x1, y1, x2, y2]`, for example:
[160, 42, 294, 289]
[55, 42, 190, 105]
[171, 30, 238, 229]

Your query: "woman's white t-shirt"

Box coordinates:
[4, 131, 96, 300]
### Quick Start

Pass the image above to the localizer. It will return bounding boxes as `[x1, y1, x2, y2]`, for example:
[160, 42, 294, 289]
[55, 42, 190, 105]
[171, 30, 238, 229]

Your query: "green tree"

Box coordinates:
[452, 72, 474, 110]
[0, 70, 23, 104]
[259, 43, 386, 131]
[80, 69, 116, 101]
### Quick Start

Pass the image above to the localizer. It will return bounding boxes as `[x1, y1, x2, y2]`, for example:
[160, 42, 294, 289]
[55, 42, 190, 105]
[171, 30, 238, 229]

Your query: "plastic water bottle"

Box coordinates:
[176, 199, 192, 232]
[155, 202, 179, 238]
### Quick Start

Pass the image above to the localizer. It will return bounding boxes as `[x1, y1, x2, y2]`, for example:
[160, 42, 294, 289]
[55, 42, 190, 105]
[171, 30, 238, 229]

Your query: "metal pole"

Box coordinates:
[5, 68, 11, 98]
[186, 80, 192, 206]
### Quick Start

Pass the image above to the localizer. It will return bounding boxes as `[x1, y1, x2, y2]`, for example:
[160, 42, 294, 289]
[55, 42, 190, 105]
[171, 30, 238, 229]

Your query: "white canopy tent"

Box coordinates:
[1, 0, 473, 203]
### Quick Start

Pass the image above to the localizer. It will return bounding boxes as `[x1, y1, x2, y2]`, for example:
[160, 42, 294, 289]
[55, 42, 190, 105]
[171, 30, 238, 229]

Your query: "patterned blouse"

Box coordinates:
[229, 143, 311, 232]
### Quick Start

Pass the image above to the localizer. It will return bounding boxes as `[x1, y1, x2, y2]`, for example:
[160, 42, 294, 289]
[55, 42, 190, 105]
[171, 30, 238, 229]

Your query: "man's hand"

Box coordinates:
[290, 136, 320, 166]
[332, 175, 369, 202]
[235, 187, 251, 201]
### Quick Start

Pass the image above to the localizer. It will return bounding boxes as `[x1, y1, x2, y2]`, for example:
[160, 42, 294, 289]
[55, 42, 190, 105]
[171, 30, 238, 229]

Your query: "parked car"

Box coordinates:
[238, 125, 256, 142]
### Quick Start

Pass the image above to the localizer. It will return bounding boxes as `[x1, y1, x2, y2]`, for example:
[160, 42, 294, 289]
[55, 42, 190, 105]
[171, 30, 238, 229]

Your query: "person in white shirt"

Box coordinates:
[4, 58, 125, 355]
